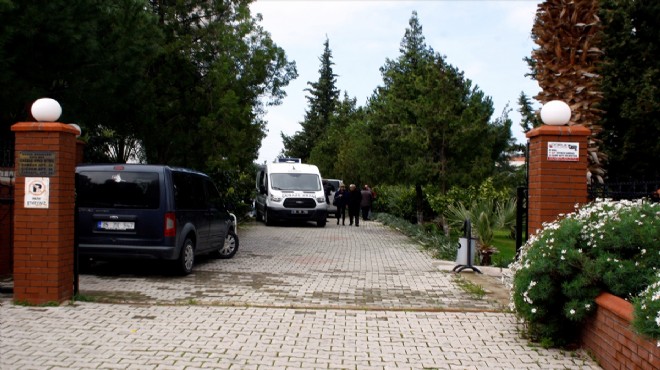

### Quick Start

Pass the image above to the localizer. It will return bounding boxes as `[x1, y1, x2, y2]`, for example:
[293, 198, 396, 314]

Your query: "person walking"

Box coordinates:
[333, 183, 348, 225]
[360, 185, 373, 221]
[365, 184, 376, 219]
[347, 184, 361, 227]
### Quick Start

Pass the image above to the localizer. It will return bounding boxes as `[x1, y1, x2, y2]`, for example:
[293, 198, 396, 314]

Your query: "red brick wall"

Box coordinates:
[11, 122, 78, 304]
[526, 125, 590, 236]
[581, 292, 660, 370]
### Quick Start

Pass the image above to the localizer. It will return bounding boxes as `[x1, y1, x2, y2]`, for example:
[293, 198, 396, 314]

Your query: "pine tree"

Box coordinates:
[518, 92, 541, 133]
[282, 37, 339, 162]
[370, 11, 511, 223]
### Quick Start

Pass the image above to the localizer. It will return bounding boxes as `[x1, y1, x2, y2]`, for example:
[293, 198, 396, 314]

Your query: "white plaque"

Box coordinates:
[547, 142, 579, 162]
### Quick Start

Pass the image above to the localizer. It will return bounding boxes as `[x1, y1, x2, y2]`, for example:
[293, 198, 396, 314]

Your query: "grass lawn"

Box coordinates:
[491, 229, 517, 267]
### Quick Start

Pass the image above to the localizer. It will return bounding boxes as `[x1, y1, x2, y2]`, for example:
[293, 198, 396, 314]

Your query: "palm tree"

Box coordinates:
[527, 0, 606, 183]
[445, 198, 516, 265]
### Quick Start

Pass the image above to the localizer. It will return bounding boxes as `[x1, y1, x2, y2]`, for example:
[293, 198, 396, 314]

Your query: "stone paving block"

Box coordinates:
[0, 221, 602, 369]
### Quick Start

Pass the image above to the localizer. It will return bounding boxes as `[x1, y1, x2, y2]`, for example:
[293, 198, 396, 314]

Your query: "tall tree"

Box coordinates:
[309, 92, 362, 177]
[282, 37, 339, 162]
[370, 12, 512, 223]
[527, 0, 605, 183]
[518, 92, 542, 133]
[598, 0, 660, 179]
[0, 0, 296, 174]
[143, 0, 297, 173]
[0, 0, 156, 134]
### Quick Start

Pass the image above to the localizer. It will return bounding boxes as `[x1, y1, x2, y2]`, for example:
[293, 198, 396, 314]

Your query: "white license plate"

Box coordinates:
[292, 210, 308, 214]
[98, 221, 135, 230]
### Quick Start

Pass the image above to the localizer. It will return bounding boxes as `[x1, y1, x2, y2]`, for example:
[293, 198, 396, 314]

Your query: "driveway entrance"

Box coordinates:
[79, 221, 499, 311]
[0, 220, 601, 369]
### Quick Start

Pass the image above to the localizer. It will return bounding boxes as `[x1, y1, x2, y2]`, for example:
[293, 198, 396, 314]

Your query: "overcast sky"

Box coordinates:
[250, 0, 543, 164]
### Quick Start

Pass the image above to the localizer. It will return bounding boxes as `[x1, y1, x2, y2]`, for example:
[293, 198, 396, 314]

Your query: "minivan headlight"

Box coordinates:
[270, 194, 282, 202]
[317, 197, 325, 203]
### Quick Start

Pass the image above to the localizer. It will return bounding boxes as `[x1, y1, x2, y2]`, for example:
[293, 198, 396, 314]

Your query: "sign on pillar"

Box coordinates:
[24, 177, 49, 209]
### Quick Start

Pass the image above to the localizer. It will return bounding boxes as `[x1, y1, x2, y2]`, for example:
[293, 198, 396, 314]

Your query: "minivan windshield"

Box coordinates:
[76, 171, 160, 209]
[270, 173, 321, 191]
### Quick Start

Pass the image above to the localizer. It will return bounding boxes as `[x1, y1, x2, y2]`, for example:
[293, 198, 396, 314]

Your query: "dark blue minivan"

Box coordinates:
[75, 164, 238, 275]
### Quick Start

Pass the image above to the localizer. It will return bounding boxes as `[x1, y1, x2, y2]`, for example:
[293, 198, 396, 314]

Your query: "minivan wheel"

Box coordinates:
[213, 229, 239, 259]
[177, 238, 195, 275]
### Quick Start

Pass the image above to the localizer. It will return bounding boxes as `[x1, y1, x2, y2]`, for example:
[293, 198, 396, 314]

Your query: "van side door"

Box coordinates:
[255, 168, 267, 214]
[204, 178, 230, 249]
[173, 172, 210, 250]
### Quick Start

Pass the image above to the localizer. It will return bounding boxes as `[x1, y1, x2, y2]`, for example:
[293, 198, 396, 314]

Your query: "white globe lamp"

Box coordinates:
[31, 98, 62, 122]
[69, 123, 82, 138]
[540, 100, 571, 126]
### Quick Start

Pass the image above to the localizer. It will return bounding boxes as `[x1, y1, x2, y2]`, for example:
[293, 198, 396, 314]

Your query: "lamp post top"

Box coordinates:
[540, 100, 571, 126]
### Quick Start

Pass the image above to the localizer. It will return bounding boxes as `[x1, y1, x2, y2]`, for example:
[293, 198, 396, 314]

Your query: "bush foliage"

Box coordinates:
[374, 213, 455, 260]
[511, 199, 660, 347]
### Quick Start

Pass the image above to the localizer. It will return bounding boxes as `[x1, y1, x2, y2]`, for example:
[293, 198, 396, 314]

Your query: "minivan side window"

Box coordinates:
[204, 178, 225, 210]
[173, 172, 205, 210]
[76, 171, 160, 209]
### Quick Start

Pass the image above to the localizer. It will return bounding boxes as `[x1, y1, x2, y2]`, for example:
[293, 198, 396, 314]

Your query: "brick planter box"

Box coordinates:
[581, 292, 660, 370]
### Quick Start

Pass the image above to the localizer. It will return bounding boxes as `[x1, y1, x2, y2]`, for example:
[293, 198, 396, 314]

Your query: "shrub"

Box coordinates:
[633, 272, 660, 345]
[373, 185, 418, 222]
[510, 199, 660, 347]
[374, 213, 455, 260]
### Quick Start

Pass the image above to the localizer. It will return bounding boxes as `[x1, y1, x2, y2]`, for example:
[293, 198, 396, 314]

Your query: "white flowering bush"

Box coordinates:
[511, 199, 660, 347]
[633, 272, 660, 344]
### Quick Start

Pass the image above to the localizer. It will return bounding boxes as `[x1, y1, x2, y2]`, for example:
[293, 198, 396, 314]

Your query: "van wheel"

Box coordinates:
[213, 229, 239, 259]
[255, 209, 263, 222]
[177, 238, 195, 275]
[264, 208, 273, 226]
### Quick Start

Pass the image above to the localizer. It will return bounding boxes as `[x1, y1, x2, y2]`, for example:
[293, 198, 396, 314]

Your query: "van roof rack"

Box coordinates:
[276, 157, 301, 163]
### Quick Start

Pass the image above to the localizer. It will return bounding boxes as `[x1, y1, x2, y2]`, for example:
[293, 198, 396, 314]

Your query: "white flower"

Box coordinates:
[585, 304, 591, 309]
[531, 308, 537, 314]
[570, 309, 576, 315]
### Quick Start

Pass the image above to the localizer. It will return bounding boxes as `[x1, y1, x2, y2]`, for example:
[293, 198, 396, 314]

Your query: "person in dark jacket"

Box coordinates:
[333, 183, 348, 225]
[347, 184, 362, 227]
[360, 185, 373, 221]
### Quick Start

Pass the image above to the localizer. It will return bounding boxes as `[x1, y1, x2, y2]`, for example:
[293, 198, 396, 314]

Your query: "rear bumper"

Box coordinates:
[78, 243, 179, 261]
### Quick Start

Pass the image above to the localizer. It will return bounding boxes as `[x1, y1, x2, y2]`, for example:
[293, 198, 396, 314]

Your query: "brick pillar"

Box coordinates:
[526, 125, 590, 236]
[76, 140, 85, 164]
[11, 122, 78, 304]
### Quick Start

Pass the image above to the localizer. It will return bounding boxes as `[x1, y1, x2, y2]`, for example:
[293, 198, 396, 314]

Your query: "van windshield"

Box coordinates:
[76, 171, 160, 209]
[270, 173, 321, 191]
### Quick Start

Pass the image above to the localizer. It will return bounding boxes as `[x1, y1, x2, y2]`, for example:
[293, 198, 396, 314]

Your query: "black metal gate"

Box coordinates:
[588, 180, 660, 201]
[515, 144, 529, 258]
[1, 136, 15, 283]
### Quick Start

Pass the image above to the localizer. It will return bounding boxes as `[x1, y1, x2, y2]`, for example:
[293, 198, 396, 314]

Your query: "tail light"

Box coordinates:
[164, 212, 176, 237]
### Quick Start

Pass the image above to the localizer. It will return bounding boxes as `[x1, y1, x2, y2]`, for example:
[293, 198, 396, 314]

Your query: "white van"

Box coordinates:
[255, 161, 327, 227]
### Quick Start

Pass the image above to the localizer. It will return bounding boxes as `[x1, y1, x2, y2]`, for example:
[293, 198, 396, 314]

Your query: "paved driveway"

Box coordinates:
[0, 220, 601, 369]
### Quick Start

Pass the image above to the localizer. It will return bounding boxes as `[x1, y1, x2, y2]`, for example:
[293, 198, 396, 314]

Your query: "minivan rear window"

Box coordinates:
[76, 171, 160, 209]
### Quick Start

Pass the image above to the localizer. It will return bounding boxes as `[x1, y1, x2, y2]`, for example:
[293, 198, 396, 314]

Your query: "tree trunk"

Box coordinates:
[415, 184, 424, 224]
